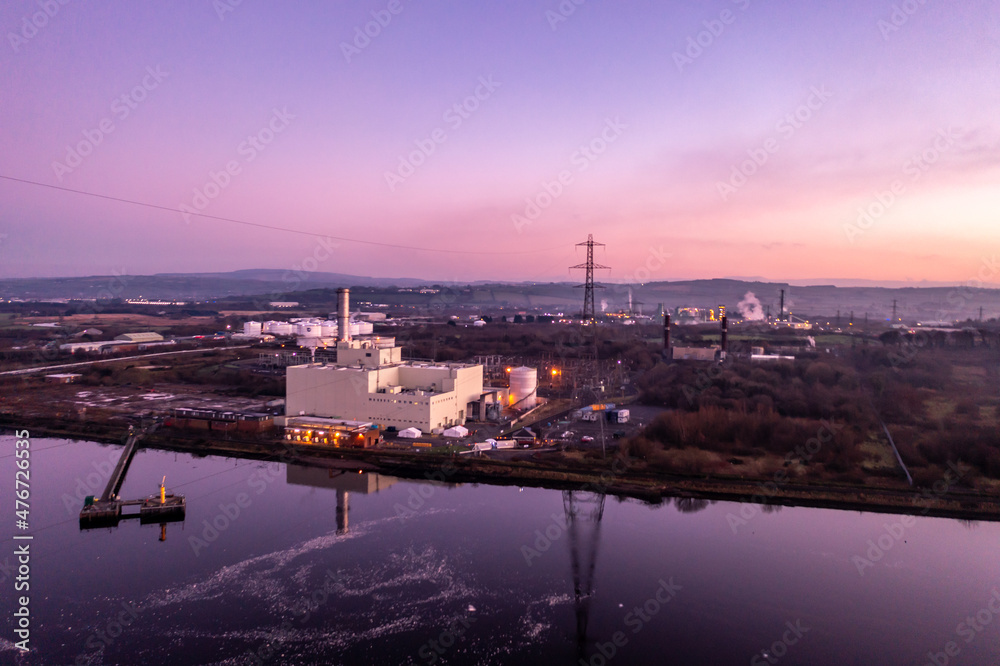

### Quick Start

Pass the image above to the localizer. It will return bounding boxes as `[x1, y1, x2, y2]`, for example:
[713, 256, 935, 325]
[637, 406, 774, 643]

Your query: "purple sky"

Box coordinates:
[1, 1, 998, 285]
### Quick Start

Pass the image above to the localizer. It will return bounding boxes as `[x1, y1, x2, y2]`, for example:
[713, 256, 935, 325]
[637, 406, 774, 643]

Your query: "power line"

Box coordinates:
[0, 174, 570, 256]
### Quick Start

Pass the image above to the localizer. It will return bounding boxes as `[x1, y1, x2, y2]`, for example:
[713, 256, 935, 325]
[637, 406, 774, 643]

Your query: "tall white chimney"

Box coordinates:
[337, 288, 351, 342]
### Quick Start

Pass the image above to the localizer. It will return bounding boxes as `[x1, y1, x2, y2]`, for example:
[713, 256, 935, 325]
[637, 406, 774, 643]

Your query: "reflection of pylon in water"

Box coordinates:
[563, 490, 606, 658]
[336, 489, 349, 534]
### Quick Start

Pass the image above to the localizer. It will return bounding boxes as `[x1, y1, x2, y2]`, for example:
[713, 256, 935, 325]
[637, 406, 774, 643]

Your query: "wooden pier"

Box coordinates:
[79, 423, 186, 529]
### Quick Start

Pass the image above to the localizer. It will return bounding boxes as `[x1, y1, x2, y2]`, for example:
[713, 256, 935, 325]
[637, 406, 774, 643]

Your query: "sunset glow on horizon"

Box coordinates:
[1, 1, 998, 285]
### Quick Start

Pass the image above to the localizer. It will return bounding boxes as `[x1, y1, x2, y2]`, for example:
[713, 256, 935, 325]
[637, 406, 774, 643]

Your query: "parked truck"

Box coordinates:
[606, 408, 629, 423]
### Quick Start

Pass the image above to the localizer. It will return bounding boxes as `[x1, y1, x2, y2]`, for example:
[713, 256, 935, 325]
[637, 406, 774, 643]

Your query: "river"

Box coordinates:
[1, 436, 998, 665]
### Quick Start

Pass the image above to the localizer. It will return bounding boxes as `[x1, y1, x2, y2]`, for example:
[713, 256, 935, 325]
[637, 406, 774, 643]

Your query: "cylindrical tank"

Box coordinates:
[320, 320, 338, 337]
[509, 366, 538, 409]
[243, 321, 262, 336]
[296, 320, 321, 337]
[337, 288, 351, 342]
[263, 321, 294, 336]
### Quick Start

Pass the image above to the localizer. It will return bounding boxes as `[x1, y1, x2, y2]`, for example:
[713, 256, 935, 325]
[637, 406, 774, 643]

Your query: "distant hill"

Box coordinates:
[622, 279, 1000, 323]
[152, 269, 431, 289]
[398, 279, 1000, 322]
[0, 270, 428, 301]
[1, 272, 998, 322]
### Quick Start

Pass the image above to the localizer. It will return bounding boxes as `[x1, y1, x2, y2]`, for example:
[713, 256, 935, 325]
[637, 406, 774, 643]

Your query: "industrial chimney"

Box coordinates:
[663, 312, 671, 353]
[720, 314, 728, 361]
[337, 288, 351, 342]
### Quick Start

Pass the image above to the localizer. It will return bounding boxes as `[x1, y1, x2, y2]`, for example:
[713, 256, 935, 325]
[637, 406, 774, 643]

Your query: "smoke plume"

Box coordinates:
[737, 291, 765, 321]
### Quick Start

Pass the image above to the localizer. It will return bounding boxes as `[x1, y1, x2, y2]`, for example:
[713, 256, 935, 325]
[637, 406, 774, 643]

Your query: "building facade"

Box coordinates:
[283, 416, 381, 448]
[284, 339, 484, 432]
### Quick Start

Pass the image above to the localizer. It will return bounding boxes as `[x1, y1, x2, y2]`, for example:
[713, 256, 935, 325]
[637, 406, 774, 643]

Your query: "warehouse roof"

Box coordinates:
[115, 332, 164, 343]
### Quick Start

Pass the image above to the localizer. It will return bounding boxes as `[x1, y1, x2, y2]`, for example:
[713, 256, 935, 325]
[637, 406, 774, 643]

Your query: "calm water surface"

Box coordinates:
[1, 435, 999, 665]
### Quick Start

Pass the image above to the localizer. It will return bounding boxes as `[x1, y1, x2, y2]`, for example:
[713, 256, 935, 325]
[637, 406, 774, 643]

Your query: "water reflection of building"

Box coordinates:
[286, 465, 398, 534]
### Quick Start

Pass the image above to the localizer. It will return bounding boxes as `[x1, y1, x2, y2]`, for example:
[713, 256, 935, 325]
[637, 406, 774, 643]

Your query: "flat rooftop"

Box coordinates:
[293, 360, 480, 371]
[285, 416, 375, 429]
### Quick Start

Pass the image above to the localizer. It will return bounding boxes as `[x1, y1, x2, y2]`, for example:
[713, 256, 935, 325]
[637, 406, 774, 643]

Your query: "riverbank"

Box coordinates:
[5, 416, 1000, 522]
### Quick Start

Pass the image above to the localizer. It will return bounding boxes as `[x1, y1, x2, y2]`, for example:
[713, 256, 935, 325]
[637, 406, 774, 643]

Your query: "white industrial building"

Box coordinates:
[285, 342, 483, 431]
[115, 332, 164, 343]
[283, 289, 484, 432]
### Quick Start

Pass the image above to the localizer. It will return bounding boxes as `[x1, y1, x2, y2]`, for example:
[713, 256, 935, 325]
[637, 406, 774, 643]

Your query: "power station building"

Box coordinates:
[285, 341, 483, 431]
[283, 289, 484, 432]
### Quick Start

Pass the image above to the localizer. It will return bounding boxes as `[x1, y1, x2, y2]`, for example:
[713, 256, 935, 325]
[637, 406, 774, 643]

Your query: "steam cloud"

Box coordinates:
[737, 291, 765, 321]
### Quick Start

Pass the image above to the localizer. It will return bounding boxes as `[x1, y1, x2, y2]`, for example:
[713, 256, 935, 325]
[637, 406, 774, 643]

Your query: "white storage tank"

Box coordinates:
[320, 320, 339, 337]
[263, 321, 294, 336]
[243, 321, 262, 336]
[296, 320, 322, 338]
[339, 322, 373, 338]
[509, 366, 538, 409]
